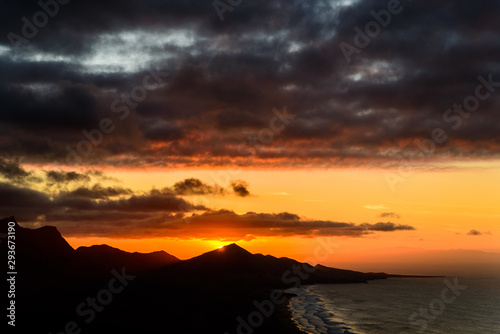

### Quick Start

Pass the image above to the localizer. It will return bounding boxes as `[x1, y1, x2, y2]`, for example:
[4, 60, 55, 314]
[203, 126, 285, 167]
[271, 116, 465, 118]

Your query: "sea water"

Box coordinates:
[289, 277, 500, 334]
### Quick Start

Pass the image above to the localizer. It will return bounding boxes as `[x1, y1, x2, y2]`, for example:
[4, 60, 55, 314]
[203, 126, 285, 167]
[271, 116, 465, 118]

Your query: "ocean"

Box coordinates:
[288, 277, 500, 334]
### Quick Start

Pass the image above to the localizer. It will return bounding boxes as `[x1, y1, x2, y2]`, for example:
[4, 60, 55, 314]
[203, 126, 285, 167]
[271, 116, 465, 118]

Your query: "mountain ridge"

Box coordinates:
[1, 216, 441, 334]
[2, 216, 434, 282]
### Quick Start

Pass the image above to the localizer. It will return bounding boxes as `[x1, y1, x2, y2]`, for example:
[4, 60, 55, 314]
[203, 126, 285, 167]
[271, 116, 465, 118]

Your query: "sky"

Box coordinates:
[1, 0, 499, 275]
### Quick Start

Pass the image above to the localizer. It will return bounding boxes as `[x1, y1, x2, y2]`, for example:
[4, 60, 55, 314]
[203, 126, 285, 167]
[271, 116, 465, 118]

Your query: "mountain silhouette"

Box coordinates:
[1, 216, 427, 334]
[153, 243, 389, 288]
[76, 244, 179, 275]
[150, 242, 306, 287]
[1, 217, 179, 280]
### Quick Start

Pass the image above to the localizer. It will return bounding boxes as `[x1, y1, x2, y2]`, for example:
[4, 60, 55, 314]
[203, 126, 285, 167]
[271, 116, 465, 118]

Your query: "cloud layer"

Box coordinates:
[0, 164, 415, 240]
[0, 0, 499, 167]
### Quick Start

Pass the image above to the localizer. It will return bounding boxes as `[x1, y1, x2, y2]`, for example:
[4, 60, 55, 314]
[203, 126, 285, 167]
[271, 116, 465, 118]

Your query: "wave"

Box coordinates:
[288, 286, 358, 334]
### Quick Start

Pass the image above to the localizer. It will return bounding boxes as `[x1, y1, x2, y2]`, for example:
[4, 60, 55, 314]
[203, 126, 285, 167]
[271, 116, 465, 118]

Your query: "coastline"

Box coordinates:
[275, 293, 309, 334]
[283, 285, 356, 334]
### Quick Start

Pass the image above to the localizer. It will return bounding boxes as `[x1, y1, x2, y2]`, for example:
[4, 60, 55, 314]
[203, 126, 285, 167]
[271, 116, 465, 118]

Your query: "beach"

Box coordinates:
[275, 294, 310, 334]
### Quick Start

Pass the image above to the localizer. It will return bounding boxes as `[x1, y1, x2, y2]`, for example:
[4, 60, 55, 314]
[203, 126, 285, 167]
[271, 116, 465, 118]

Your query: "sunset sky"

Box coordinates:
[1, 0, 499, 274]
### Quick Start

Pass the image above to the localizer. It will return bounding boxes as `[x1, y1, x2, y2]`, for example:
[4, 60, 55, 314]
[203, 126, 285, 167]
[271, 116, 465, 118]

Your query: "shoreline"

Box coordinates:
[281, 285, 354, 334]
[275, 293, 309, 334]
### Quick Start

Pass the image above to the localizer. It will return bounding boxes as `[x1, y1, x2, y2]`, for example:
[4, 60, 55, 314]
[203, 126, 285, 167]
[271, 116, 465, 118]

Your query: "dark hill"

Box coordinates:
[76, 244, 179, 274]
[1, 217, 428, 334]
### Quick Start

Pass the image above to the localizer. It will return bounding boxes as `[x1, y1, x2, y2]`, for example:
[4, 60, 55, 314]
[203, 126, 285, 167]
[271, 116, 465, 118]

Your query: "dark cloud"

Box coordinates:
[0, 182, 56, 221]
[0, 178, 415, 239]
[378, 212, 401, 219]
[180, 211, 415, 239]
[38, 209, 416, 239]
[0, 82, 100, 130]
[0, 158, 32, 184]
[360, 222, 414, 232]
[168, 178, 251, 197]
[50, 187, 206, 214]
[467, 229, 491, 236]
[0, 181, 206, 227]
[231, 180, 250, 197]
[139, 119, 184, 142]
[0, 0, 499, 167]
[43, 169, 116, 187]
[62, 184, 133, 199]
[172, 178, 226, 196]
[46, 170, 92, 185]
[94, 189, 205, 213]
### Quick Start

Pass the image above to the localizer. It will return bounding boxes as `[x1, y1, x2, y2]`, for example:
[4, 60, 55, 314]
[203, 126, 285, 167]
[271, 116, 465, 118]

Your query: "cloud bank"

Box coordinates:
[0, 0, 499, 167]
[0, 167, 415, 240]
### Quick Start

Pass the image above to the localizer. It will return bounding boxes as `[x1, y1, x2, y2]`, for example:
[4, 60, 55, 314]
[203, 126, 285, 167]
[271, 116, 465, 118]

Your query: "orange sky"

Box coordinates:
[63, 161, 500, 273]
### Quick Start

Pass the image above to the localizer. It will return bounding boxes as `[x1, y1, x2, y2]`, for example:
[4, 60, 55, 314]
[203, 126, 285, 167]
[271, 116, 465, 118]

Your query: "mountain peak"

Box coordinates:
[0, 217, 75, 265]
[220, 243, 244, 250]
[180, 243, 253, 269]
[217, 243, 252, 255]
[1, 216, 18, 227]
[76, 244, 125, 254]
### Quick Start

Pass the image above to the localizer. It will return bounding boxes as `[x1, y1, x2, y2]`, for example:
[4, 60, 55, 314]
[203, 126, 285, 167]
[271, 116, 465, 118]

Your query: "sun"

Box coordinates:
[207, 240, 227, 250]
